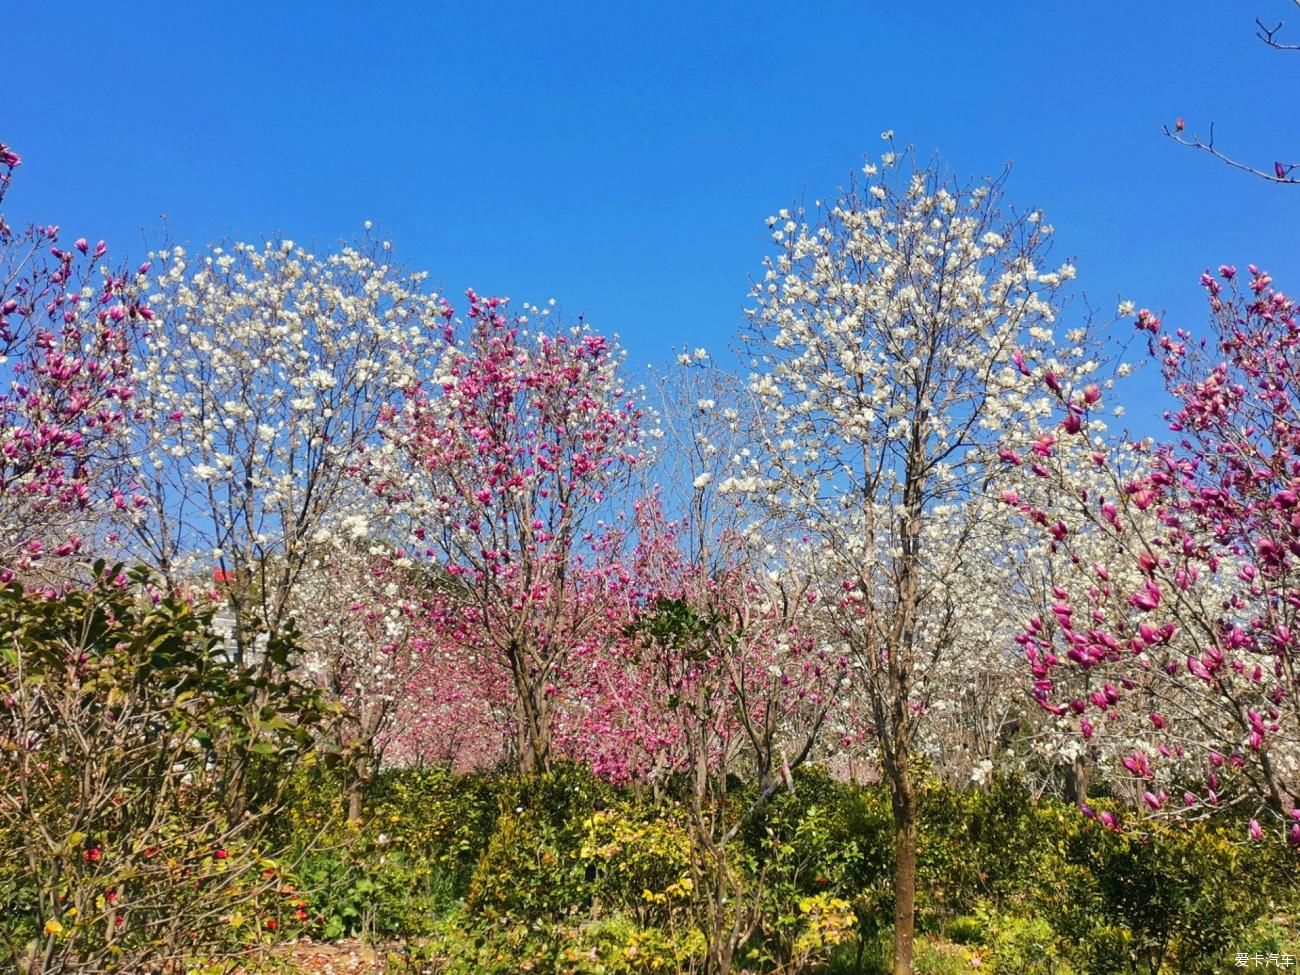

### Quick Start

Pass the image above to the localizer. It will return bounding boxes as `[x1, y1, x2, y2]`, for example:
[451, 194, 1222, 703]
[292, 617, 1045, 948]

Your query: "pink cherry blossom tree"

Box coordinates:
[383, 620, 513, 770]
[373, 292, 645, 775]
[561, 362, 762, 789]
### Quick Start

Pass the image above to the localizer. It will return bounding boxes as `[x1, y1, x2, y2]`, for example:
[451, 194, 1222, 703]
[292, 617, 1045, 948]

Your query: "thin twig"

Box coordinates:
[1163, 121, 1299, 184]
[1256, 0, 1300, 50]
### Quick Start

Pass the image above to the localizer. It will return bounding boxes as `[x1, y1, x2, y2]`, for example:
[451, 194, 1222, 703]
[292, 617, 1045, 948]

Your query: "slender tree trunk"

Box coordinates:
[1063, 755, 1089, 806]
[347, 752, 368, 822]
[509, 635, 554, 776]
[887, 450, 923, 975]
[515, 687, 553, 776]
[345, 703, 387, 822]
[890, 759, 918, 975]
[517, 704, 537, 775]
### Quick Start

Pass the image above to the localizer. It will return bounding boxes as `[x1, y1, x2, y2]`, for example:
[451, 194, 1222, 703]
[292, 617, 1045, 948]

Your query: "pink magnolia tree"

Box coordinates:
[1020, 266, 1300, 842]
[1000, 437, 1170, 805]
[372, 292, 645, 774]
[383, 622, 513, 771]
[607, 490, 843, 975]
[0, 142, 149, 584]
[562, 362, 766, 788]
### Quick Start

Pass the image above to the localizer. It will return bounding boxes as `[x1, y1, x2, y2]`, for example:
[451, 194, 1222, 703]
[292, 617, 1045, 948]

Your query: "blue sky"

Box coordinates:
[6, 0, 1297, 436]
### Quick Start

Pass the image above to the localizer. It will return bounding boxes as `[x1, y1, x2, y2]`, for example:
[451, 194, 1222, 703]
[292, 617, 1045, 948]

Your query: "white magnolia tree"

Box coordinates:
[291, 541, 428, 818]
[732, 139, 1109, 975]
[122, 234, 440, 663]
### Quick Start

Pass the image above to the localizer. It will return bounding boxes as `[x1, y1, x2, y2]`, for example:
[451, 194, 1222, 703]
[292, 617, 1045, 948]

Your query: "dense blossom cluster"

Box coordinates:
[0, 144, 150, 582]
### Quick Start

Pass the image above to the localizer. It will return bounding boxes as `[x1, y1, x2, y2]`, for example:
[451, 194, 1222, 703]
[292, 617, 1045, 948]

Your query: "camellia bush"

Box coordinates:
[0, 563, 333, 974]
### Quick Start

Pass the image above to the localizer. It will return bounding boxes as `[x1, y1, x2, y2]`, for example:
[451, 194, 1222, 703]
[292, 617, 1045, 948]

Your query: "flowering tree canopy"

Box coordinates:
[124, 235, 439, 661]
[374, 292, 646, 774]
[1023, 267, 1300, 843]
[0, 143, 149, 585]
[734, 140, 1107, 975]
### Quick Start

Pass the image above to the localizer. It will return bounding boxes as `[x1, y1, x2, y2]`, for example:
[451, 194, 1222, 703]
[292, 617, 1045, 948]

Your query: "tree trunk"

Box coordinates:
[890, 760, 918, 975]
[347, 750, 368, 822]
[1063, 755, 1089, 806]
[515, 688, 553, 776]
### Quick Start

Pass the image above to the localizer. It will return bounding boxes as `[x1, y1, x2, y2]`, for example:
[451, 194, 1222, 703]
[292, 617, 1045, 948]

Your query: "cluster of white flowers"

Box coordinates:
[123, 236, 443, 639]
[730, 146, 1137, 786]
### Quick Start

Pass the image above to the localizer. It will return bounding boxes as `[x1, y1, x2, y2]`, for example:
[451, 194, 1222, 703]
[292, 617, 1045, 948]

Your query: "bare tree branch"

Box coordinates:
[1164, 4, 1299, 183]
[1257, 1, 1300, 50]
[1164, 121, 1299, 184]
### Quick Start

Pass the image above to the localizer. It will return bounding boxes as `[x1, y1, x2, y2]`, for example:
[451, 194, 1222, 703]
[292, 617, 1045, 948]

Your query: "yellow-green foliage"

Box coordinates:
[580, 806, 697, 925]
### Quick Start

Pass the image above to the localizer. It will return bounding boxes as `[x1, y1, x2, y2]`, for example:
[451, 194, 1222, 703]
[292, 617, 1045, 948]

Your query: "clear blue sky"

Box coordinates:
[6, 0, 1297, 436]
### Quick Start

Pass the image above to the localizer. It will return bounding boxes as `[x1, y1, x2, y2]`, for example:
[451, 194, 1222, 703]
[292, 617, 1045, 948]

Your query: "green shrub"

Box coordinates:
[399, 909, 707, 975]
[977, 907, 1074, 975]
[912, 937, 981, 975]
[916, 775, 1053, 926]
[465, 763, 615, 923]
[745, 768, 895, 965]
[368, 766, 502, 895]
[580, 803, 697, 928]
[1036, 805, 1279, 975]
[0, 565, 331, 974]
[279, 765, 496, 940]
[943, 914, 984, 947]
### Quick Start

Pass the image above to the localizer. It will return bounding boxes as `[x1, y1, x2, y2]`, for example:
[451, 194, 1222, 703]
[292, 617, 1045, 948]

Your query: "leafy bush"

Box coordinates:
[465, 763, 615, 923]
[744, 767, 894, 966]
[279, 765, 498, 940]
[975, 906, 1074, 975]
[0, 565, 331, 974]
[943, 914, 984, 947]
[580, 804, 698, 927]
[400, 909, 707, 975]
[1035, 804, 1280, 975]
[268, 761, 1295, 975]
[368, 765, 503, 894]
[916, 775, 1050, 926]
